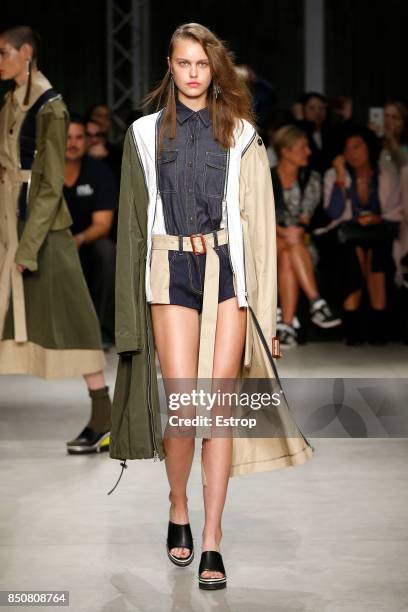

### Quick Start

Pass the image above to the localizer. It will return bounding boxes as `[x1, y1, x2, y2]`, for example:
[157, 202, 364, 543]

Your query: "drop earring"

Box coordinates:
[23, 59, 32, 106]
[213, 82, 221, 100]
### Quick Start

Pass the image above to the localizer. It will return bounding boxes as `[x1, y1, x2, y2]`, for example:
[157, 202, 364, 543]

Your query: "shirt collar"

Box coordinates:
[176, 98, 210, 127]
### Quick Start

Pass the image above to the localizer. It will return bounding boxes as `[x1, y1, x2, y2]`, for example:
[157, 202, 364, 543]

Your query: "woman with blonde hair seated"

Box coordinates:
[272, 125, 341, 348]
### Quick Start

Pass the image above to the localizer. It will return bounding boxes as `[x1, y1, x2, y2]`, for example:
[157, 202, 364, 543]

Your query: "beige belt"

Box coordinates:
[151, 228, 229, 380]
[0, 166, 31, 183]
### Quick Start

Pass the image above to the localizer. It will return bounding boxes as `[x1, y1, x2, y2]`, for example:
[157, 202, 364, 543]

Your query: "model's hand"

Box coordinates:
[16, 264, 26, 273]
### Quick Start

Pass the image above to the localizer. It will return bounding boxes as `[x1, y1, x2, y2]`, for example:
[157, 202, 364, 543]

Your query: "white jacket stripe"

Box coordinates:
[131, 113, 255, 307]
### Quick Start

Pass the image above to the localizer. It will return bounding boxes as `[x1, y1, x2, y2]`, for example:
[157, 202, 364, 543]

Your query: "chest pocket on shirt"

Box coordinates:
[158, 149, 178, 193]
[203, 152, 227, 198]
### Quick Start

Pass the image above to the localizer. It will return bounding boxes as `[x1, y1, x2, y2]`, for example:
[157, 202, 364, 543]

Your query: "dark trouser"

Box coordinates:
[79, 238, 116, 342]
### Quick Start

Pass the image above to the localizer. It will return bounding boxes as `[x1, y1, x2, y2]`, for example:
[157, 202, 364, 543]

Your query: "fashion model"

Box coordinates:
[110, 23, 314, 590]
[0, 26, 112, 455]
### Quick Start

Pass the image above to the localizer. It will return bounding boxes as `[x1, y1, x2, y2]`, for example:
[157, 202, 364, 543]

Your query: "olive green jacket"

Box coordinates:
[0, 71, 72, 342]
[15, 98, 73, 270]
[110, 118, 314, 480]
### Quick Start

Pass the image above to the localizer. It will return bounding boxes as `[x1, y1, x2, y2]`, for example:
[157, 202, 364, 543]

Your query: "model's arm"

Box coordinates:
[15, 103, 68, 271]
[115, 127, 147, 355]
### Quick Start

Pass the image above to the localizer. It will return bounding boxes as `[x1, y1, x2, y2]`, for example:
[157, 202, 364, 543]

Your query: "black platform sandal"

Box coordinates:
[166, 521, 194, 567]
[198, 551, 227, 590]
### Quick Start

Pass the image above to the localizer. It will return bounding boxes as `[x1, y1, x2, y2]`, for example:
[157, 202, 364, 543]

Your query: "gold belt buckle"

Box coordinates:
[190, 233, 206, 255]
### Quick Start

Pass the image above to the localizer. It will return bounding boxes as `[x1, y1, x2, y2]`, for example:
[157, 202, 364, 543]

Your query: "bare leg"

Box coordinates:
[83, 371, 106, 389]
[287, 243, 319, 300]
[200, 296, 246, 580]
[366, 250, 386, 309]
[343, 247, 367, 310]
[277, 240, 300, 325]
[151, 304, 199, 559]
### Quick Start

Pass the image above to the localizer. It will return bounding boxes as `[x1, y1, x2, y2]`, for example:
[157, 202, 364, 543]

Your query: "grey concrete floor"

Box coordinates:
[1, 343, 408, 612]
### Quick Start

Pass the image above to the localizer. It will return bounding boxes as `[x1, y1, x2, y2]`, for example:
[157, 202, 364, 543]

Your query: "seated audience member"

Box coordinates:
[379, 101, 408, 176]
[323, 125, 402, 345]
[86, 117, 122, 186]
[296, 92, 333, 175]
[272, 125, 341, 348]
[331, 96, 353, 124]
[64, 116, 117, 348]
[326, 95, 356, 161]
[265, 109, 293, 168]
[86, 117, 121, 243]
[87, 103, 113, 138]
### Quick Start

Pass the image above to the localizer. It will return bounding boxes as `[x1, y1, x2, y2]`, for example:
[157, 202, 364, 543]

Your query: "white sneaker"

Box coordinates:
[310, 299, 342, 329]
[277, 323, 298, 349]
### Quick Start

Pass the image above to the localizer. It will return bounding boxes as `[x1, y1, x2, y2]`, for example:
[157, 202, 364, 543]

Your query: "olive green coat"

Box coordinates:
[0, 71, 104, 379]
[110, 122, 314, 480]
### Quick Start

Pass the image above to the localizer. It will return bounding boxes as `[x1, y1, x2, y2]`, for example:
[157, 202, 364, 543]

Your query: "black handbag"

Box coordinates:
[337, 220, 398, 246]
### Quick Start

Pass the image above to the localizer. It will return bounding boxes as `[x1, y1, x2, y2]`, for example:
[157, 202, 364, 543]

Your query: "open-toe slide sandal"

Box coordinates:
[166, 521, 194, 566]
[198, 550, 227, 589]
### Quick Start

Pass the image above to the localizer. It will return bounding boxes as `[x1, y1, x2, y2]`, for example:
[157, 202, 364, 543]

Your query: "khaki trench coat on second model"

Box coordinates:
[110, 118, 314, 486]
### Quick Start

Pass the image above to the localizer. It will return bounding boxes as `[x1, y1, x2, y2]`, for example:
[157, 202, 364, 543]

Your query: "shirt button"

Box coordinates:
[9, 129, 13, 135]
[188, 188, 193, 193]
[188, 162, 192, 167]
[257, 137, 263, 145]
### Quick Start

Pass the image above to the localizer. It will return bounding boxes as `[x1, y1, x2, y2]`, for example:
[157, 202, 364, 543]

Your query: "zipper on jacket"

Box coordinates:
[223, 150, 235, 275]
[239, 129, 257, 300]
[146, 312, 159, 461]
[241, 130, 256, 159]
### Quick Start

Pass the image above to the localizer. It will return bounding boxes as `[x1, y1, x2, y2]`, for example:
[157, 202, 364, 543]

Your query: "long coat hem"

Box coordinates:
[0, 340, 105, 379]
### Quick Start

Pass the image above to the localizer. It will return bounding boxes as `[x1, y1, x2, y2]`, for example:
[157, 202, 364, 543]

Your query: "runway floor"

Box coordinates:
[1, 342, 407, 612]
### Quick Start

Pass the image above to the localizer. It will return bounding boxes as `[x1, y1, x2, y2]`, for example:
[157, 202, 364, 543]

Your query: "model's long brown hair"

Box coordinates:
[143, 23, 256, 151]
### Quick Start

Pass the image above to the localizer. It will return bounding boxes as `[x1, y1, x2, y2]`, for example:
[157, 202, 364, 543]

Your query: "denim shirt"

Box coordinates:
[157, 98, 228, 236]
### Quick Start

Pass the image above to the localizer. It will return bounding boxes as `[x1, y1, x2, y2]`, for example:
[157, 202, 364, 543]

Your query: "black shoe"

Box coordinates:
[342, 310, 365, 346]
[198, 551, 227, 590]
[66, 426, 110, 454]
[166, 521, 194, 566]
[368, 308, 388, 345]
[310, 299, 342, 328]
[277, 323, 298, 349]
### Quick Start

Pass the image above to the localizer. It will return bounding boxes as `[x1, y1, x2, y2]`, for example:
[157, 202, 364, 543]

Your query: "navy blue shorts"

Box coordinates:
[165, 243, 236, 312]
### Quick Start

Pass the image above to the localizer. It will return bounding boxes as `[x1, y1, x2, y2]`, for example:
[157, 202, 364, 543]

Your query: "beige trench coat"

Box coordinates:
[110, 116, 315, 486]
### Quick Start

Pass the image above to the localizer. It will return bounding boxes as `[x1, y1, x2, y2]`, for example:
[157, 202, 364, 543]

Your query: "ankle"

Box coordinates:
[202, 526, 222, 549]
